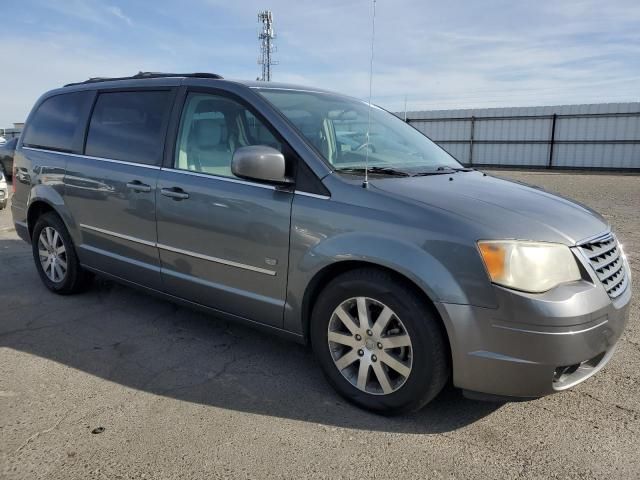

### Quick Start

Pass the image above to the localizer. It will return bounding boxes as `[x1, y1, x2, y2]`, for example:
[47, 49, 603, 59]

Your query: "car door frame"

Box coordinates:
[157, 82, 310, 327]
[63, 84, 178, 290]
[164, 80, 333, 179]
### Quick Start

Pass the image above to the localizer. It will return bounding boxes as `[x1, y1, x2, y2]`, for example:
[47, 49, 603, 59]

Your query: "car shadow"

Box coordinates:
[0, 236, 502, 434]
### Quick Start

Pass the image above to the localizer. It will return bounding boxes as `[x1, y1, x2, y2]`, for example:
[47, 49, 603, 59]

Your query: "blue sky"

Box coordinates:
[1, 0, 639, 125]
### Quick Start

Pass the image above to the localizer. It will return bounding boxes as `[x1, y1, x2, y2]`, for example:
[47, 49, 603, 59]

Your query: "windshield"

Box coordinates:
[256, 88, 462, 174]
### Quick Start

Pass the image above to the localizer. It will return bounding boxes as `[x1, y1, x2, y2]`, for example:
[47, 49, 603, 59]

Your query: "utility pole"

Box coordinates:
[257, 10, 277, 81]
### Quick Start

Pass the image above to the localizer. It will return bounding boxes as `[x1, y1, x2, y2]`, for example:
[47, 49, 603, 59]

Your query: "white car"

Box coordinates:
[0, 171, 8, 210]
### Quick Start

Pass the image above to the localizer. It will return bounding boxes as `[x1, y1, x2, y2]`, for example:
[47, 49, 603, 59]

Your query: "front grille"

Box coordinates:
[579, 233, 628, 299]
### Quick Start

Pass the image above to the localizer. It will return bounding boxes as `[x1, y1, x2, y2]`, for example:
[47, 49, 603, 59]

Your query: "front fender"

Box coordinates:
[283, 228, 497, 336]
[303, 232, 467, 304]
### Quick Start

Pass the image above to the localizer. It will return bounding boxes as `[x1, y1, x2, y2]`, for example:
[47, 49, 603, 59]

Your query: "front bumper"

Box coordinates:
[437, 258, 632, 399]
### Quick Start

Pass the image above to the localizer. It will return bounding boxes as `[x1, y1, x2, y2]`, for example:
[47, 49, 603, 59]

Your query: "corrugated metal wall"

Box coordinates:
[404, 103, 640, 170]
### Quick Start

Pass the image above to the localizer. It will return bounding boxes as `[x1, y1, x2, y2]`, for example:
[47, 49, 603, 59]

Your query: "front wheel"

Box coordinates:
[311, 268, 449, 414]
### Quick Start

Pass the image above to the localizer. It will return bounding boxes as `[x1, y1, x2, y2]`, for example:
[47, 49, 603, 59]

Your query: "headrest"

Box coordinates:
[193, 119, 222, 148]
[195, 99, 223, 113]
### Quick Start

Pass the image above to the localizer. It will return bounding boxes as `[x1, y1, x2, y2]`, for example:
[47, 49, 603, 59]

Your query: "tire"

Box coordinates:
[31, 212, 92, 294]
[311, 268, 449, 414]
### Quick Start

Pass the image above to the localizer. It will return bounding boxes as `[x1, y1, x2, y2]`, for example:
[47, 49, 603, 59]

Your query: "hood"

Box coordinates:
[371, 171, 609, 245]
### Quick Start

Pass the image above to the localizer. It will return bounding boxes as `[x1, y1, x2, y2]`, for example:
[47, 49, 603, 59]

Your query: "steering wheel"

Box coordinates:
[355, 142, 376, 153]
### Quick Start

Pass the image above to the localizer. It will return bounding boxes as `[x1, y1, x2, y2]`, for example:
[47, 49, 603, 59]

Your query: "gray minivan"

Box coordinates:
[11, 72, 631, 413]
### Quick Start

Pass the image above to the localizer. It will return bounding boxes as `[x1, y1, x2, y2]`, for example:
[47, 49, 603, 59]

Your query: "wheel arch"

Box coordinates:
[26, 198, 75, 243]
[300, 259, 453, 367]
[27, 200, 56, 237]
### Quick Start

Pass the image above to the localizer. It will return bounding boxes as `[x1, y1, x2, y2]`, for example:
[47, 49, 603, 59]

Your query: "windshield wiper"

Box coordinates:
[413, 165, 474, 176]
[437, 165, 474, 172]
[335, 166, 411, 177]
[436, 165, 475, 172]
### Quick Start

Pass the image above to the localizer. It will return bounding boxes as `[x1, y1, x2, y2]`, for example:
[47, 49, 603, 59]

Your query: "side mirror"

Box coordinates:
[231, 145, 293, 185]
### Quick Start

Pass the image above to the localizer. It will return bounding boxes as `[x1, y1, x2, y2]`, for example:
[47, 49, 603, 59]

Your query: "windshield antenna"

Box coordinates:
[363, 0, 377, 188]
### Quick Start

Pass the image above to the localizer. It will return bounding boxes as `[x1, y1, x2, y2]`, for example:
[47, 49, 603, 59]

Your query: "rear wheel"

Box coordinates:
[32, 212, 92, 294]
[311, 268, 449, 414]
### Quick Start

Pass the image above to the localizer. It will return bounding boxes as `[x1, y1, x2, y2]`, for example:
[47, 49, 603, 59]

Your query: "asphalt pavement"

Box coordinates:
[1, 170, 638, 479]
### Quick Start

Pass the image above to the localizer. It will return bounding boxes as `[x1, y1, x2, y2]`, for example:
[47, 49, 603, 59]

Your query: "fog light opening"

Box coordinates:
[553, 364, 579, 384]
[552, 351, 608, 388]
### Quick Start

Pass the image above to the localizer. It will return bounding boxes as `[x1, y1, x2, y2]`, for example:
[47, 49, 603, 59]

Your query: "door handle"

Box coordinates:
[126, 181, 152, 193]
[160, 187, 190, 200]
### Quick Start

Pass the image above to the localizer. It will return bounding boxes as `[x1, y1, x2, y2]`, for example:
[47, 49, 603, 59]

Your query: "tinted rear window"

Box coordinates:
[22, 91, 91, 152]
[85, 91, 172, 165]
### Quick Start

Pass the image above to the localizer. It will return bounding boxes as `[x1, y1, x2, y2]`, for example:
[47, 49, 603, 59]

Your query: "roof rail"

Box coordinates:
[64, 71, 223, 87]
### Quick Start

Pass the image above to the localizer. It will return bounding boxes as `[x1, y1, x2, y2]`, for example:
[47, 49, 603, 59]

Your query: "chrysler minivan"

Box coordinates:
[11, 72, 631, 413]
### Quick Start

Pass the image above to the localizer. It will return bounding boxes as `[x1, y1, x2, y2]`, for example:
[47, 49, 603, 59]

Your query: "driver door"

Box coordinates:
[156, 90, 294, 328]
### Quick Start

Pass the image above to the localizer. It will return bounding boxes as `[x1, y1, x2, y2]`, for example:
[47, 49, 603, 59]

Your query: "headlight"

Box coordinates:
[477, 240, 581, 293]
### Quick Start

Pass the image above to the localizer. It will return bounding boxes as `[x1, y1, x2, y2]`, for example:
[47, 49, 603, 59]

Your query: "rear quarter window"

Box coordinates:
[85, 90, 173, 165]
[22, 91, 92, 152]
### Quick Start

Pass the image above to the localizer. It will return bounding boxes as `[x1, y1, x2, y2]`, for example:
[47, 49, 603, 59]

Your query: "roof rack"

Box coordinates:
[64, 71, 223, 87]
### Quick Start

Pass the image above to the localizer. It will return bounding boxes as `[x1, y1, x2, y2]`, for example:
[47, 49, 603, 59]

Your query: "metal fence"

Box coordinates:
[404, 103, 640, 170]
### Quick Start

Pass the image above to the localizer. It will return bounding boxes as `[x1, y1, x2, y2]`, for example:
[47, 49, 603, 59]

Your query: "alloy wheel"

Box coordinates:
[38, 226, 68, 283]
[327, 296, 413, 395]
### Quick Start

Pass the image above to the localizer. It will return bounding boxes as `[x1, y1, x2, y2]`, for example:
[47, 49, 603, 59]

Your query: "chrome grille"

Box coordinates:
[579, 233, 628, 299]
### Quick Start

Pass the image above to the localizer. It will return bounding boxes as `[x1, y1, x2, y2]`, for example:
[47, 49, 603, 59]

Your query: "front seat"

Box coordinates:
[188, 119, 231, 172]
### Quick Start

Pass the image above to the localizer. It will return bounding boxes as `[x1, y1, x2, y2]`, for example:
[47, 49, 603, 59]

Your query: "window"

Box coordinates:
[22, 91, 92, 152]
[85, 91, 172, 165]
[175, 93, 282, 178]
[244, 111, 282, 150]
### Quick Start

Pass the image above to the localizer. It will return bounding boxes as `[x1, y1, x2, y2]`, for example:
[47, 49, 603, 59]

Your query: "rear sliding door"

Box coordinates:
[64, 89, 174, 289]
